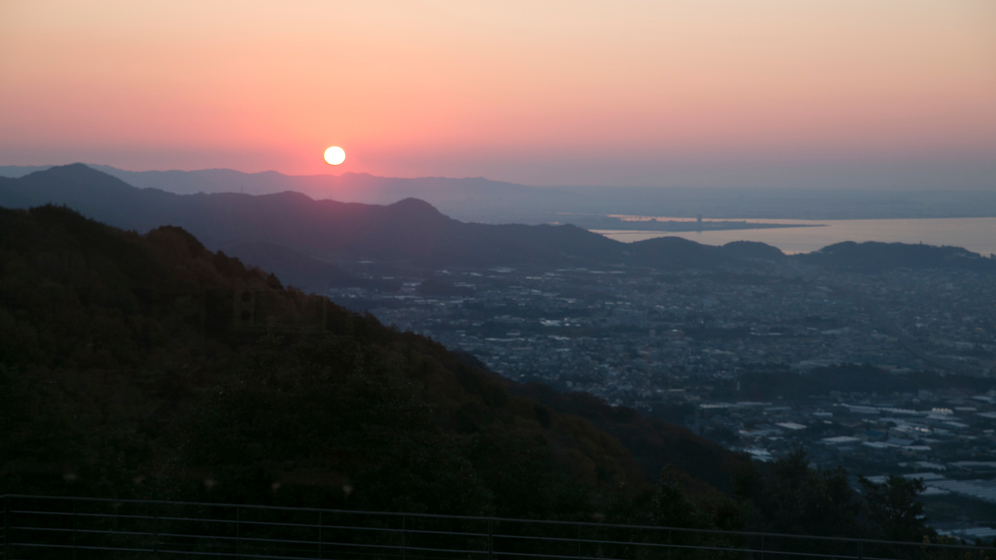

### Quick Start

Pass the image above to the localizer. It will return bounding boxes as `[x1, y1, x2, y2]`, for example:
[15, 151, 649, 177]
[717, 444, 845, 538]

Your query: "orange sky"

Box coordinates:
[1, 0, 994, 187]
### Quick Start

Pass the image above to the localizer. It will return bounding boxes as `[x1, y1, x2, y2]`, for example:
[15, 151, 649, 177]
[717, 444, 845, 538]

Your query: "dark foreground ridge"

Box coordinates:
[0, 205, 980, 546]
[0, 204, 735, 520]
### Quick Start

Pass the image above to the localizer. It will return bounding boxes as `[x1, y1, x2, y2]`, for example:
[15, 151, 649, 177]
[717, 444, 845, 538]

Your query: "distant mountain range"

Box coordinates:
[1, 165, 992, 293]
[0, 163, 557, 223]
[3, 163, 996, 222]
[0, 164, 783, 290]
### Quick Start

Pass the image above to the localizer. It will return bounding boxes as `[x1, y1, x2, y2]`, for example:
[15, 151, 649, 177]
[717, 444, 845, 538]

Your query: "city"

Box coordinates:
[330, 253, 996, 539]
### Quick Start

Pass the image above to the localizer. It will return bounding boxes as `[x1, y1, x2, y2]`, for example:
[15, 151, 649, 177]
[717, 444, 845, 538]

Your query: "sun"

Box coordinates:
[323, 146, 346, 166]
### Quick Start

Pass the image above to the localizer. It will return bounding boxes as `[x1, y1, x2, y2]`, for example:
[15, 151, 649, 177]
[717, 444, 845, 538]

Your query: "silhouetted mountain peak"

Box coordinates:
[30, 163, 122, 183]
[255, 190, 315, 203]
[721, 240, 785, 260]
[634, 236, 703, 249]
[801, 241, 996, 272]
[389, 197, 447, 216]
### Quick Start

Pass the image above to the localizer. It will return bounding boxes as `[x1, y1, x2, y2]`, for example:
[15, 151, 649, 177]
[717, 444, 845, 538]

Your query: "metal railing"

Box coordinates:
[0, 495, 991, 560]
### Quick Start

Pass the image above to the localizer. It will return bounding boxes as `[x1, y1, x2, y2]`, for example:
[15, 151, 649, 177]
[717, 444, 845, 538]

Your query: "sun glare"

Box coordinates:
[323, 146, 346, 166]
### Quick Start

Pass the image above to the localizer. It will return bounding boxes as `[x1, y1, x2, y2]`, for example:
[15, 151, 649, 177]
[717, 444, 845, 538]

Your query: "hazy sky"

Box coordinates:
[2, 0, 994, 188]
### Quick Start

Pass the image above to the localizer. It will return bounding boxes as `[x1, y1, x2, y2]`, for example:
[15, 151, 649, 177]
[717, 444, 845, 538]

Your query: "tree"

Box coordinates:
[735, 449, 862, 538]
[859, 475, 931, 543]
[653, 464, 699, 529]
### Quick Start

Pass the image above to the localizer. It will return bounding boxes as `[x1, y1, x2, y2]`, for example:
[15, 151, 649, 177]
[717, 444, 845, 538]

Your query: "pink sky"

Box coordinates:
[1, 0, 994, 187]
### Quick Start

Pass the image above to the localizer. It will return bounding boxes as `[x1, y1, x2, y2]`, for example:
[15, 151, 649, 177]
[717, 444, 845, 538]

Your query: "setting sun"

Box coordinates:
[323, 146, 346, 166]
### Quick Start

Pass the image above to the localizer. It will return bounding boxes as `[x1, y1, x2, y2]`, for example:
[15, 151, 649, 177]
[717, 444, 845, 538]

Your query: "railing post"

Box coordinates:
[488, 519, 493, 560]
[857, 540, 862, 560]
[667, 529, 671, 560]
[577, 523, 581, 560]
[4, 496, 9, 559]
[319, 511, 323, 560]
[72, 498, 77, 560]
[402, 515, 407, 560]
[236, 506, 241, 560]
[760, 535, 764, 560]
[153, 502, 159, 559]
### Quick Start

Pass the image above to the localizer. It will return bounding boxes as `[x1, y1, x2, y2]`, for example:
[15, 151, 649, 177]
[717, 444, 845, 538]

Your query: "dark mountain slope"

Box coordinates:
[0, 205, 742, 518]
[515, 384, 742, 493]
[218, 240, 402, 293]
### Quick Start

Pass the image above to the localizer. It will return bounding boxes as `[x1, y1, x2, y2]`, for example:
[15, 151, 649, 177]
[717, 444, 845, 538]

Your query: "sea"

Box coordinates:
[594, 217, 996, 256]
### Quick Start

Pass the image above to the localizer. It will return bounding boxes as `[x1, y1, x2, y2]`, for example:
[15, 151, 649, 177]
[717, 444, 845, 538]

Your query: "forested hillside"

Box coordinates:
[0, 205, 737, 520]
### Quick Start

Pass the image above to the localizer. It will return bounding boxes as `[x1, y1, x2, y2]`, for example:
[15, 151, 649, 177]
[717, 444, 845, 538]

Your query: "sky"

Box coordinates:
[1, 0, 995, 188]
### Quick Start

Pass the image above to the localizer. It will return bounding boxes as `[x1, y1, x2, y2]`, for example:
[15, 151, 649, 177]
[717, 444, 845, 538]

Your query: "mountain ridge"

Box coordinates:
[5, 163, 996, 221]
[0, 165, 782, 289]
[2, 165, 993, 296]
